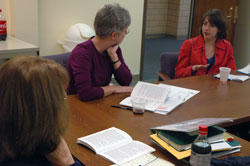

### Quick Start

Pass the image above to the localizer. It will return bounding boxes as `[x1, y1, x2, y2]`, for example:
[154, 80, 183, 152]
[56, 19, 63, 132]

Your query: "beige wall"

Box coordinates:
[166, 0, 191, 39]
[12, 0, 39, 45]
[176, 0, 191, 38]
[145, 0, 191, 39]
[38, 0, 144, 75]
[233, 0, 250, 68]
[0, 0, 38, 45]
[146, 0, 168, 35]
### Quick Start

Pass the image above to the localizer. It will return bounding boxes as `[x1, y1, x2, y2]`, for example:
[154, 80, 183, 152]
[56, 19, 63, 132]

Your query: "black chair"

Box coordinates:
[157, 52, 179, 81]
[43, 52, 71, 67]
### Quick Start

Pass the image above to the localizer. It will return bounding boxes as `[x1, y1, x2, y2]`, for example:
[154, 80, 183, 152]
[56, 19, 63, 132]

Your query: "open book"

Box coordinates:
[237, 63, 250, 76]
[120, 81, 199, 115]
[77, 127, 155, 165]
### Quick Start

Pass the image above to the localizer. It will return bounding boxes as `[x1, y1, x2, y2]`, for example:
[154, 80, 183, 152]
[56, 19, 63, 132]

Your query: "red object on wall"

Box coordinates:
[0, 9, 7, 41]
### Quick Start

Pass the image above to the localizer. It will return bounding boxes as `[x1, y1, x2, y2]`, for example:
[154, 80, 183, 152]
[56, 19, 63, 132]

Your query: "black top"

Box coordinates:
[206, 56, 215, 74]
[2, 154, 51, 166]
[2, 154, 84, 166]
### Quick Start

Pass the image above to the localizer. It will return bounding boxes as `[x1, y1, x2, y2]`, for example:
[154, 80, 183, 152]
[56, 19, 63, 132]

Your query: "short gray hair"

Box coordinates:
[94, 4, 131, 38]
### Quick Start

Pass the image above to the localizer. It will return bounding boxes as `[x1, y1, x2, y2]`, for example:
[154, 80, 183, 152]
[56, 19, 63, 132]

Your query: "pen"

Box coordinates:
[110, 105, 133, 110]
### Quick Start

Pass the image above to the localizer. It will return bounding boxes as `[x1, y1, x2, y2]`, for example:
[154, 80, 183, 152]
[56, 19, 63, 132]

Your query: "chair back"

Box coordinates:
[160, 52, 179, 79]
[43, 52, 71, 67]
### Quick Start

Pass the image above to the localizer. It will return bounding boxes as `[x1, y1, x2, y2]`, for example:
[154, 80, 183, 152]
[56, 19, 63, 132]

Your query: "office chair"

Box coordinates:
[157, 52, 179, 81]
[43, 52, 71, 68]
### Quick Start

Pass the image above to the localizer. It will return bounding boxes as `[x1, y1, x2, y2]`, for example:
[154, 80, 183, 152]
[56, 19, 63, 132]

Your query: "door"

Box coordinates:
[191, 0, 239, 44]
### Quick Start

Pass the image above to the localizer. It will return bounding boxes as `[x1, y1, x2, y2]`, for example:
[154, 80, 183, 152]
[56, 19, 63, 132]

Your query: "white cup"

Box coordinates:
[219, 67, 231, 84]
[131, 98, 146, 114]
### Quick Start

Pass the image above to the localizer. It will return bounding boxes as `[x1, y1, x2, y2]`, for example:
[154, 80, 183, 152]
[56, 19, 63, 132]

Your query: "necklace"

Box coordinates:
[206, 53, 214, 59]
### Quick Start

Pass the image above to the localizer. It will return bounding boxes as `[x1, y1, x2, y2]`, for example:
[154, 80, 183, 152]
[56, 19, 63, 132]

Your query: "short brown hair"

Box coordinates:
[0, 56, 69, 162]
[200, 9, 228, 39]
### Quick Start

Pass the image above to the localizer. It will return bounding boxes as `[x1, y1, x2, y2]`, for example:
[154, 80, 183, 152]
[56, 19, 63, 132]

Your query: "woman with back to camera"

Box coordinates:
[174, 9, 236, 79]
[67, 3, 133, 102]
[0, 56, 82, 166]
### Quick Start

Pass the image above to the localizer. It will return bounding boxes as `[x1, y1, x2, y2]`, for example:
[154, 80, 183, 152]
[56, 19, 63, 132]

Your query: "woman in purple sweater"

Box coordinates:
[67, 4, 133, 102]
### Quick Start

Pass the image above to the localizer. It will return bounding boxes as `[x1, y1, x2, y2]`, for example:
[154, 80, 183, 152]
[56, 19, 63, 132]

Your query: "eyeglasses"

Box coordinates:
[114, 28, 130, 36]
[126, 28, 130, 34]
[64, 91, 67, 100]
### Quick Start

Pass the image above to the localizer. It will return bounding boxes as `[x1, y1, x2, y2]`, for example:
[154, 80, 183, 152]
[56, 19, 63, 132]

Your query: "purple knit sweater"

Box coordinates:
[66, 39, 132, 101]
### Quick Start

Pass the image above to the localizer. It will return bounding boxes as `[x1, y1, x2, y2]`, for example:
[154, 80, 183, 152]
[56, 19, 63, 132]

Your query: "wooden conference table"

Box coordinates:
[64, 74, 250, 166]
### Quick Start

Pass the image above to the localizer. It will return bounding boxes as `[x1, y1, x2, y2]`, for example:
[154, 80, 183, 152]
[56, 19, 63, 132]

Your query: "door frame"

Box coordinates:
[139, 0, 194, 81]
[139, 0, 148, 81]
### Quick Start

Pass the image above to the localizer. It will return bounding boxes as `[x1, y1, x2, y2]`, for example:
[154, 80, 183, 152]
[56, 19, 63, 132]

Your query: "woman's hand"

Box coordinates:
[113, 86, 134, 93]
[45, 137, 74, 166]
[191, 64, 209, 72]
[102, 85, 133, 97]
[107, 44, 119, 62]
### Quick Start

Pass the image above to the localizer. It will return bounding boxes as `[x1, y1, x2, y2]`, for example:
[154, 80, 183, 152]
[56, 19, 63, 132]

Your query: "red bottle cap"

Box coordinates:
[198, 125, 208, 135]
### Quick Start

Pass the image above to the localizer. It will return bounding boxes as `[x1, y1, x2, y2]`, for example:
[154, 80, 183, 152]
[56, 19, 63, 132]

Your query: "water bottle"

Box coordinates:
[189, 125, 212, 166]
[0, 9, 7, 41]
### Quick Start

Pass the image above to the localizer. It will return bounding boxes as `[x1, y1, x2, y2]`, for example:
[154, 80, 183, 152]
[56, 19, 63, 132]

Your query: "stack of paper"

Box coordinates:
[150, 134, 241, 160]
[214, 73, 249, 82]
[150, 118, 241, 160]
[120, 81, 200, 115]
[157, 125, 226, 151]
[237, 63, 250, 76]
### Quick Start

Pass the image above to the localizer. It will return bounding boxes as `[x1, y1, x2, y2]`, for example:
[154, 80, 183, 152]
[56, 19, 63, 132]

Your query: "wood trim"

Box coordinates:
[139, 0, 147, 81]
[157, 72, 171, 81]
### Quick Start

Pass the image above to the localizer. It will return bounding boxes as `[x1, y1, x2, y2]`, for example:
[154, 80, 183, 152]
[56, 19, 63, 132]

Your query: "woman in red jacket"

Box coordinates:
[175, 9, 236, 79]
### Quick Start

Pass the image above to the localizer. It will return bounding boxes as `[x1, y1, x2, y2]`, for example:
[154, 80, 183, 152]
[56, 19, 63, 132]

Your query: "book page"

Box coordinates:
[158, 84, 200, 102]
[211, 141, 232, 151]
[155, 98, 184, 115]
[228, 74, 249, 82]
[77, 127, 133, 154]
[110, 153, 175, 166]
[212, 148, 241, 158]
[100, 141, 155, 165]
[131, 81, 170, 103]
[237, 63, 250, 75]
[153, 84, 199, 114]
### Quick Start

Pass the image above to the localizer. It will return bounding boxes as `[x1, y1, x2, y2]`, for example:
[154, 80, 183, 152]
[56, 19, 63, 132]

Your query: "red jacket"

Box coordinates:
[175, 35, 236, 78]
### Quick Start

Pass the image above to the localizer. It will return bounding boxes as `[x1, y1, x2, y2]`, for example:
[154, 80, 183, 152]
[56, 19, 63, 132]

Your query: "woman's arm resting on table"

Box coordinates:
[102, 85, 133, 97]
